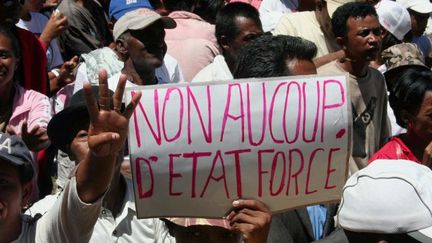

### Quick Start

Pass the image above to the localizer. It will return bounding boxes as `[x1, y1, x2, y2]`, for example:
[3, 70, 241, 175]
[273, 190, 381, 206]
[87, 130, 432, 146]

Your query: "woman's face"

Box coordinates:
[0, 33, 17, 89]
[408, 91, 432, 146]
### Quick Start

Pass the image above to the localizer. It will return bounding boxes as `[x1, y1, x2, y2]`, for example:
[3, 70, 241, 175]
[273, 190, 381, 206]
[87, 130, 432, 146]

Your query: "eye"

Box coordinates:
[76, 130, 88, 139]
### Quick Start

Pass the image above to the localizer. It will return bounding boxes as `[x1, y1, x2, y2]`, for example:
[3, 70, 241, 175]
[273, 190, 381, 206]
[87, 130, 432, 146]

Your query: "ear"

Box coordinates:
[400, 110, 413, 126]
[116, 38, 128, 58]
[219, 35, 230, 51]
[21, 181, 33, 208]
[336, 36, 346, 50]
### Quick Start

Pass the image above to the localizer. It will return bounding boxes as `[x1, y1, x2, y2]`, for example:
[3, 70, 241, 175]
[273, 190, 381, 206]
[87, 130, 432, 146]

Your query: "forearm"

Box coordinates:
[75, 152, 116, 203]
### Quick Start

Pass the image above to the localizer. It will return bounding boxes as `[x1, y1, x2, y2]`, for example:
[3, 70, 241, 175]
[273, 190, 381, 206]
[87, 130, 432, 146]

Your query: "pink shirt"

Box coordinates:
[369, 136, 420, 164]
[165, 11, 220, 82]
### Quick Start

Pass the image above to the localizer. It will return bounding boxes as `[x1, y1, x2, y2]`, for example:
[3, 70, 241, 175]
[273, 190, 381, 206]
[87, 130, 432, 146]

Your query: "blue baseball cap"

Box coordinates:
[109, 0, 154, 21]
[0, 132, 34, 182]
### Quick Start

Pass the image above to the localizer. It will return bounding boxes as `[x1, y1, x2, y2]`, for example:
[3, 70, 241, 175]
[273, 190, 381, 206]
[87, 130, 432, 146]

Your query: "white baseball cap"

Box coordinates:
[113, 8, 176, 41]
[376, 0, 411, 41]
[338, 159, 432, 242]
[396, 0, 432, 14]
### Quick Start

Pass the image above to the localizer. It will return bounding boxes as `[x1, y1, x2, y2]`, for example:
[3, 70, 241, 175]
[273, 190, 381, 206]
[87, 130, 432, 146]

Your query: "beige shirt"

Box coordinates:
[274, 11, 338, 58]
[318, 61, 390, 173]
[14, 177, 103, 243]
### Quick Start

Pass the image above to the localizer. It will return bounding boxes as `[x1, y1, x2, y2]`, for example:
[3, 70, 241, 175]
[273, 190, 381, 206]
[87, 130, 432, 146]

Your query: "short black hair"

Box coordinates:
[331, 2, 378, 38]
[215, 2, 262, 44]
[389, 69, 432, 128]
[194, 0, 225, 24]
[233, 34, 317, 79]
[163, 0, 197, 11]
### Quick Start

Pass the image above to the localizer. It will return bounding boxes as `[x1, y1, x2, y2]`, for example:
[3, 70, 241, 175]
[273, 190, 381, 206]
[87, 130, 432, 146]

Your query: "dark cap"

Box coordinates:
[0, 132, 34, 182]
[48, 86, 114, 153]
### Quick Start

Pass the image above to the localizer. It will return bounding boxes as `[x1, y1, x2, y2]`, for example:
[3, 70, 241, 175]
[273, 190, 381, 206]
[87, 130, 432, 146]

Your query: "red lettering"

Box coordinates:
[187, 86, 212, 144]
[132, 90, 161, 146]
[321, 80, 346, 142]
[286, 148, 304, 196]
[302, 81, 320, 143]
[200, 150, 230, 199]
[325, 148, 340, 189]
[257, 149, 274, 197]
[183, 152, 212, 198]
[169, 153, 182, 196]
[220, 83, 245, 142]
[283, 81, 301, 144]
[270, 151, 286, 196]
[162, 88, 184, 142]
[135, 156, 157, 198]
[225, 149, 251, 198]
[269, 82, 286, 143]
[246, 82, 267, 146]
[305, 148, 324, 195]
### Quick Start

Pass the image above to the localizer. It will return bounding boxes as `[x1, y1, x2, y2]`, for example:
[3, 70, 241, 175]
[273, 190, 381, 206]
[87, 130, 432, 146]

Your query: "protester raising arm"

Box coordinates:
[76, 70, 141, 203]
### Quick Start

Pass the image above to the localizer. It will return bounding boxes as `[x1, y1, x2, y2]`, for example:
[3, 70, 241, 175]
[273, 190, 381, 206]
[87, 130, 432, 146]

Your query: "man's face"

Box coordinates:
[0, 161, 32, 229]
[0, 0, 20, 29]
[342, 15, 382, 62]
[226, 16, 263, 59]
[409, 10, 430, 37]
[126, 21, 167, 83]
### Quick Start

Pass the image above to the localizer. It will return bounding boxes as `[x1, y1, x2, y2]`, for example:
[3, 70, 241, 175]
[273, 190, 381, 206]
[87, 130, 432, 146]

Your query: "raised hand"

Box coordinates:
[40, 10, 68, 46]
[83, 69, 141, 157]
[226, 199, 272, 243]
[7, 122, 49, 151]
[76, 69, 141, 203]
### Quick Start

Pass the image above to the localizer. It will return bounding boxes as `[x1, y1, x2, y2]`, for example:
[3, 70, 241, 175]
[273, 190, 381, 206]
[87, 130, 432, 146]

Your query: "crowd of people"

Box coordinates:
[2, 0, 432, 242]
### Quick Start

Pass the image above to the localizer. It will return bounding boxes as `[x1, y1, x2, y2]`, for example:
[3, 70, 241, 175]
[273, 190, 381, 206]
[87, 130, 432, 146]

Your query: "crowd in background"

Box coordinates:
[2, 0, 432, 242]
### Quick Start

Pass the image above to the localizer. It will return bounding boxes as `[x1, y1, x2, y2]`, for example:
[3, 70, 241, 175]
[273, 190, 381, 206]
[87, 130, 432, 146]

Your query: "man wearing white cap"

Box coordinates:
[274, 0, 354, 58]
[338, 159, 432, 242]
[397, 0, 432, 63]
[108, 8, 183, 90]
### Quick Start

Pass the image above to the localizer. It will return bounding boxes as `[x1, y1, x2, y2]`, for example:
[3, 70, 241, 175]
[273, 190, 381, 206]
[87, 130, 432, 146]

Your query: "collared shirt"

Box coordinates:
[90, 178, 175, 243]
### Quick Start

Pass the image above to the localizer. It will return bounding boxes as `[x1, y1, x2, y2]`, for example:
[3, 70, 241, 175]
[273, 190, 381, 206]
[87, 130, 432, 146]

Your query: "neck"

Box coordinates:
[224, 52, 237, 75]
[20, 9, 31, 21]
[102, 172, 126, 218]
[403, 133, 428, 161]
[0, 82, 14, 112]
[122, 59, 156, 85]
[338, 57, 369, 77]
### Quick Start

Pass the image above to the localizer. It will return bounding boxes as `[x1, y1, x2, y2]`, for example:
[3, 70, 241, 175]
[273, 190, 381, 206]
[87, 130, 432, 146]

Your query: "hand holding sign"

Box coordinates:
[227, 199, 272, 243]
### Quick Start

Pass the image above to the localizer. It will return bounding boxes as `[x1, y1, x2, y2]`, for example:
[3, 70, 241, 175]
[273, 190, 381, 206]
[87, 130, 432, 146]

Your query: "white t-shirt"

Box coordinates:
[74, 52, 184, 94]
[191, 55, 233, 83]
[259, 0, 298, 32]
[16, 12, 64, 70]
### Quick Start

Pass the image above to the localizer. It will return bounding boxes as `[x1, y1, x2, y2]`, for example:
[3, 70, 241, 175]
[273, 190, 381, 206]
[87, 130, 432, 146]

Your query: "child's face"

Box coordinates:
[0, 160, 32, 230]
[0, 33, 17, 89]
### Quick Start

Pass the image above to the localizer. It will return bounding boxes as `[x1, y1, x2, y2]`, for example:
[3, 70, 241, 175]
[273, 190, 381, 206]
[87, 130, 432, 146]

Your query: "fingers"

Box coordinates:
[123, 91, 142, 119]
[89, 132, 121, 157]
[226, 199, 272, 243]
[83, 82, 99, 123]
[113, 74, 127, 112]
[98, 70, 110, 111]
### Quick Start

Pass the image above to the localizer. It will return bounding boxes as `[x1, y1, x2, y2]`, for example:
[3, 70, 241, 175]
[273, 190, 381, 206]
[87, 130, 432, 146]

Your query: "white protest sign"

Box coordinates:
[125, 74, 351, 218]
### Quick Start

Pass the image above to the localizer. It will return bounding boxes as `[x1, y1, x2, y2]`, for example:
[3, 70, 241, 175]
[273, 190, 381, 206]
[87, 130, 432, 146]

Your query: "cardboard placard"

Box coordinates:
[125, 75, 351, 218]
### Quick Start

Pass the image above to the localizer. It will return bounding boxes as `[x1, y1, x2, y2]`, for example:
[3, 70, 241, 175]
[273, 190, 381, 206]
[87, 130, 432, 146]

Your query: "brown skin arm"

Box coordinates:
[226, 199, 272, 243]
[314, 49, 345, 68]
[75, 70, 141, 203]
